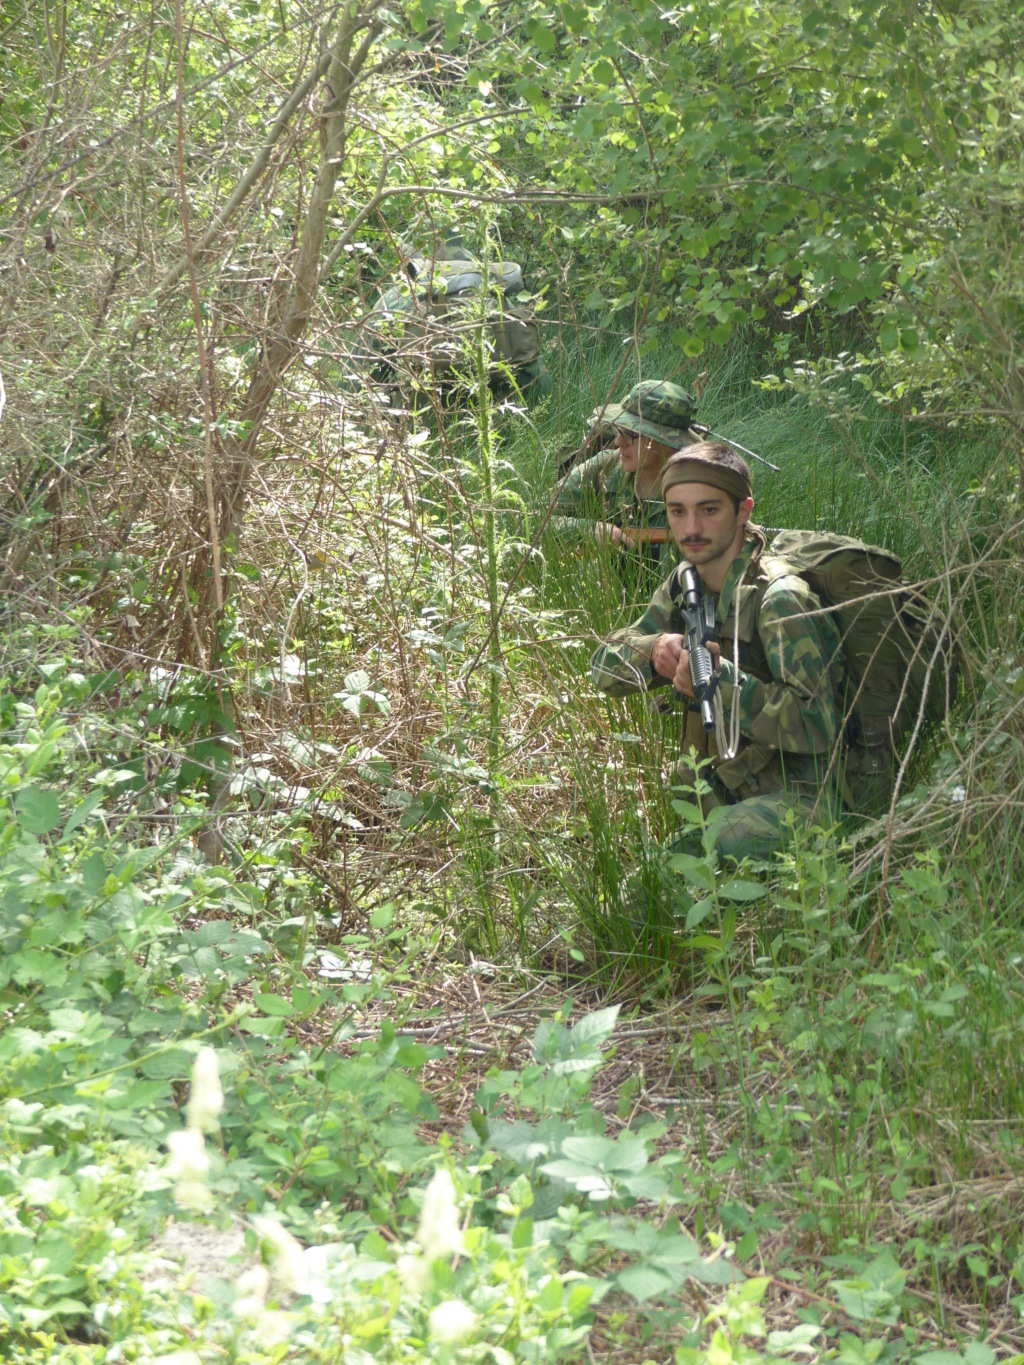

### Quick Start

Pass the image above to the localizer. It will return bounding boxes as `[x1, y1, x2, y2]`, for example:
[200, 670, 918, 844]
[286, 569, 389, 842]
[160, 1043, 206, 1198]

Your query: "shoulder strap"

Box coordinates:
[665, 561, 686, 606]
[757, 551, 814, 592]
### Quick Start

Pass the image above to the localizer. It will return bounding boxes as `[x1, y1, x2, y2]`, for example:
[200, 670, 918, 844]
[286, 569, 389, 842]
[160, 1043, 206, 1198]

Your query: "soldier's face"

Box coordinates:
[614, 429, 675, 476]
[665, 482, 753, 566]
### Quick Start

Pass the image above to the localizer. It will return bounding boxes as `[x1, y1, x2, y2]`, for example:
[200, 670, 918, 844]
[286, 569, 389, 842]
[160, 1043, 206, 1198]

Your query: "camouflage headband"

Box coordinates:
[660, 455, 752, 502]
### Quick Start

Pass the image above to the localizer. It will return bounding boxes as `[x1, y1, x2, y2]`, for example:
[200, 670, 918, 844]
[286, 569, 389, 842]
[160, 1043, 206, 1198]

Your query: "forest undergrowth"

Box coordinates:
[3, 322, 1024, 1364]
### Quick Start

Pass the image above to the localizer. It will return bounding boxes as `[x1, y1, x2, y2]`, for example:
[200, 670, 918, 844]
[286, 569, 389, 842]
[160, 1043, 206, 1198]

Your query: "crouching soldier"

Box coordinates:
[591, 442, 848, 861]
[553, 380, 702, 595]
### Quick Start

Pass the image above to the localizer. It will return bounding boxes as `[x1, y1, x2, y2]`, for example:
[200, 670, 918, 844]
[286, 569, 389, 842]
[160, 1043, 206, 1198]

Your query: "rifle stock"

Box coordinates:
[616, 524, 672, 546]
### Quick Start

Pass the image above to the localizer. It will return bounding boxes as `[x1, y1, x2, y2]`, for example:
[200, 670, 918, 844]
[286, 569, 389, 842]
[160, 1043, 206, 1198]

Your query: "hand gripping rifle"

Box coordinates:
[675, 566, 720, 733]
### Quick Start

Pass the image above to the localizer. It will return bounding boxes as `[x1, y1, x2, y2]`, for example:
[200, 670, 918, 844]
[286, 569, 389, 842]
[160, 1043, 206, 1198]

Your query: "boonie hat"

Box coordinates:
[595, 380, 698, 448]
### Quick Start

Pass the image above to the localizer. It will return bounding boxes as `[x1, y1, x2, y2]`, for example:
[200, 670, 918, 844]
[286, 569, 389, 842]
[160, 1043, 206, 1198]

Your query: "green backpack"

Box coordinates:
[370, 257, 540, 373]
[761, 530, 958, 752]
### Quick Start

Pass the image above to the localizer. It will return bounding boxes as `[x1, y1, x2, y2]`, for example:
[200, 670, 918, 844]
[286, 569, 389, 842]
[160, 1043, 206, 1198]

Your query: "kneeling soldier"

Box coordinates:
[591, 442, 846, 860]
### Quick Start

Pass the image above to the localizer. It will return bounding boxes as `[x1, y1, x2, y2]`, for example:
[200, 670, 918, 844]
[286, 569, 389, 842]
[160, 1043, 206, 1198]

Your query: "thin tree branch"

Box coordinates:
[0, 9, 342, 212]
[129, 44, 335, 329]
[174, 0, 222, 615]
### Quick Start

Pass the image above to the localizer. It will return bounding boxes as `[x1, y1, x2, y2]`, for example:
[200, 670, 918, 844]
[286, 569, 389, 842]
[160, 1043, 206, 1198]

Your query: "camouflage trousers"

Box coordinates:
[665, 748, 844, 862]
[666, 786, 831, 862]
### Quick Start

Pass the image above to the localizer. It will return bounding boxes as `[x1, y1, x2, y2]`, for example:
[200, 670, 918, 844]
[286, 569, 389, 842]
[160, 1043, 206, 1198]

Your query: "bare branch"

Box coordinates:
[129, 43, 336, 326]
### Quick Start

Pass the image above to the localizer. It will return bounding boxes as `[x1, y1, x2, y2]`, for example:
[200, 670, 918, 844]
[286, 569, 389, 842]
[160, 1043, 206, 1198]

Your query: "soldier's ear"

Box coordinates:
[738, 496, 754, 527]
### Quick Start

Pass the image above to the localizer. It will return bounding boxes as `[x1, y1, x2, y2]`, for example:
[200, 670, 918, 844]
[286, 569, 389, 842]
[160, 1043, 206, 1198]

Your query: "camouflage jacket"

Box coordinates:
[590, 537, 846, 799]
[553, 450, 678, 580]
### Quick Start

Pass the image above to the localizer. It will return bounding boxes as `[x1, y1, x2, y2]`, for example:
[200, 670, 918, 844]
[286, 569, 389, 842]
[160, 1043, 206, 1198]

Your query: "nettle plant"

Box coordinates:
[143, 1007, 747, 1363]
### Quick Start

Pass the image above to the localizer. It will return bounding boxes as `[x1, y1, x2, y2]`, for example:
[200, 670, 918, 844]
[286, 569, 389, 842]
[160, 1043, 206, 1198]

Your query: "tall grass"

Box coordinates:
[421, 329, 1011, 979]
[451, 332, 1024, 1301]
[6, 292, 1021, 1346]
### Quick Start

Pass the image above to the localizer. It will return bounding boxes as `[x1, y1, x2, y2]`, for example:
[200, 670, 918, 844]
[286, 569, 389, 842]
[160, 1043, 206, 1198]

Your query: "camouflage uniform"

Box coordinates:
[591, 534, 846, 860]
[370, 234, 550, 396]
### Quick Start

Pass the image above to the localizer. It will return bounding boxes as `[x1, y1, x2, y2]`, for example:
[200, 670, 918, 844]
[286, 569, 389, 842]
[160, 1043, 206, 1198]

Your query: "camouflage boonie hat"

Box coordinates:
[594, 380, 698, 447]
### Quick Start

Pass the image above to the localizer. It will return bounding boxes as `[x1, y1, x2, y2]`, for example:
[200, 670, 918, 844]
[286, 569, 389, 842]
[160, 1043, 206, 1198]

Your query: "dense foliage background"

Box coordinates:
[2, 0, 1023, 1360]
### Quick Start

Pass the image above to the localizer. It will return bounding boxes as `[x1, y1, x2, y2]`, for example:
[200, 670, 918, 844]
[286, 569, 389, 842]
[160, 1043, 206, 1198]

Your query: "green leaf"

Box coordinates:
[395, 1042, 428, 1069]
[343, 669, 371, 694]
[511, 1216, 533, 1249]
[12, 949, 67, 987]
[443, 8, 465, 45]
[963, 1347, 997, 1365]
[685, 898, 714, 929]
[668, 853, 716, 892]
[719, 878, 767, 902]
[767, 1323, 821, 1352]
[252, 990, 295, 1017]
[734, 1275, 771, 1303]
[140, 1048, 193, 1080]
[107, 1080, 169, 1111]
[561, 1132, 649, 1173]
[670, 799, 704, 825]
[537, 1276, 563, 1311]
[60, 789, 105, 841]
[832, 1278, 900, 1325]
[569, 1005, 620, 1047]
[683, 335, 705, 357]
[736, 1229, 759, 1259]
[399, 793, 449, 827]
[617, 1264, 674, 1302]
[14, 787, 61, 834]
[369, 903, 394, 930]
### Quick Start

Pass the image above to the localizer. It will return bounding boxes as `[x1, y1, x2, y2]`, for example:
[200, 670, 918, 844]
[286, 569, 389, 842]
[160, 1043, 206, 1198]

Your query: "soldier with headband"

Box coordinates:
[591, 441, 846, 860]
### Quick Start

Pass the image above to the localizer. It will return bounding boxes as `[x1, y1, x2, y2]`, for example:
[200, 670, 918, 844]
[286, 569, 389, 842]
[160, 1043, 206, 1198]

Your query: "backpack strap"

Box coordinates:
[758, 550, 810, 589]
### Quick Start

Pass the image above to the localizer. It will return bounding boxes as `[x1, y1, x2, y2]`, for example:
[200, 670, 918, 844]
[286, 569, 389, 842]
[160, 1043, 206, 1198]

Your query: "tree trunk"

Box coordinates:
[188, 3, 383, 861]
[217, 5, 383, 561]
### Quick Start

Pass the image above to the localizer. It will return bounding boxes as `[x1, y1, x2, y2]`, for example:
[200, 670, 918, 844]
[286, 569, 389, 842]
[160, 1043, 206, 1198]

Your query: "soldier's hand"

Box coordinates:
[671, 641, 722, 699]
[651, 633, 686, 681]
[672, 649, 694, 699]
[594, 522, 623, 545]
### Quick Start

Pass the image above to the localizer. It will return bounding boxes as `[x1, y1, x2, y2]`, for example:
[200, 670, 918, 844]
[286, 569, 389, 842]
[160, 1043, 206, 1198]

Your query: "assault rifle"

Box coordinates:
[675, 565, 720, 732]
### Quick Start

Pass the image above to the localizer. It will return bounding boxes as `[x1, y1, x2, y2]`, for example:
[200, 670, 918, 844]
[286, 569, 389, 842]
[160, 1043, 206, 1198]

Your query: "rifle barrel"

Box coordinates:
[693, 425, 780, 473]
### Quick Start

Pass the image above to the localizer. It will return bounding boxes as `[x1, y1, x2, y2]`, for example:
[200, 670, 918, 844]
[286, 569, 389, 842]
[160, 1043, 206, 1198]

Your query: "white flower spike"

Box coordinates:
[166, 1127, 211, 1210]
[416, 1168, 463, 1262]
[233, 1264, 271, 1320]
[186, 1047, 224, 1133]
[428, 1299, 478, 1344]
[251, 1215, 307, 1295]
